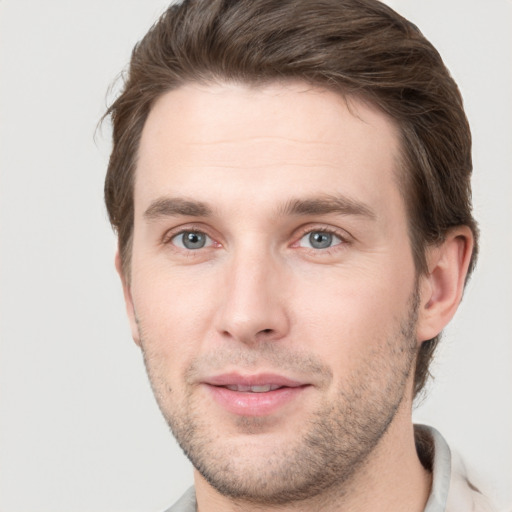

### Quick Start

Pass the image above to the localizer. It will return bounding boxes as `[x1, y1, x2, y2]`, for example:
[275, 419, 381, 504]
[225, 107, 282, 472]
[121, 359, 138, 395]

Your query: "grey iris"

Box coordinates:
[309, 232, 333, 249]
[182, 231, 206, 249]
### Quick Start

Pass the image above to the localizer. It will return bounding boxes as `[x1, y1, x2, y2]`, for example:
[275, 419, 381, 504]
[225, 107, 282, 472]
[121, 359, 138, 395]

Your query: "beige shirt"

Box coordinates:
[417, 425, 496, 512]
[165, 425, 495, 512]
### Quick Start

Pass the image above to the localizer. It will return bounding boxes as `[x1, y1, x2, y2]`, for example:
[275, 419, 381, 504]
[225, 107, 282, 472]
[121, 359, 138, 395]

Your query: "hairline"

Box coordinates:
[119, 78, 427, 282]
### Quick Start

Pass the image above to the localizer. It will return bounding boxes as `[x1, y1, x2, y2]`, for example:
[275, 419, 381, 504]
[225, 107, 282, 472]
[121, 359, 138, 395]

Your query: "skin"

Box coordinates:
[118, 82, 473, 512]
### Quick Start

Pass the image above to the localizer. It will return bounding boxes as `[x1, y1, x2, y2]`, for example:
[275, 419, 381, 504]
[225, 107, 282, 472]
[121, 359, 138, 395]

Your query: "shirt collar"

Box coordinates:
[416, 424, 452, 512]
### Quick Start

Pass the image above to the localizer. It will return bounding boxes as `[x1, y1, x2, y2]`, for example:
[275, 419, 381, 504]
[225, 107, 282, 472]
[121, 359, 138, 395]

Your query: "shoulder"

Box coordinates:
[415, 424, 498, 512]
[446, 452, 498, 512]
[163, 486, 196, 512]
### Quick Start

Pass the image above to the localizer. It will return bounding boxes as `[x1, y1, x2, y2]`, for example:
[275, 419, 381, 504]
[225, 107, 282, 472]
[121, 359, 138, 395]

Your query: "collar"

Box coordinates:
[415, 424, 452, 512]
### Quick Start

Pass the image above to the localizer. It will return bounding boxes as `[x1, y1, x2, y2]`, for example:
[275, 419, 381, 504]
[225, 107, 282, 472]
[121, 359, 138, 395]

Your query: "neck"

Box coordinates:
[194, 406, 432, 512]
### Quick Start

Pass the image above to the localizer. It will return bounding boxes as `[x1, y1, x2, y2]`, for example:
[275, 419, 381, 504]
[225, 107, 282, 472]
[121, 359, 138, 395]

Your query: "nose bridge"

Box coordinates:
[216, 240, 289, 344]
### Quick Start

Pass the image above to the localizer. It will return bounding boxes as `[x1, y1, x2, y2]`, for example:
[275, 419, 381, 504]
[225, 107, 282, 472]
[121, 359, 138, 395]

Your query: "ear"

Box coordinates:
[416, 226, 474, 343]
[115, 250, 141, 347]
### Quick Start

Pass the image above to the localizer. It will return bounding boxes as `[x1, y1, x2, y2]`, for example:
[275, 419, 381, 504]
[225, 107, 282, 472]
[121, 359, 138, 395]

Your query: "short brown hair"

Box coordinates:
[104, 0, 478, 398]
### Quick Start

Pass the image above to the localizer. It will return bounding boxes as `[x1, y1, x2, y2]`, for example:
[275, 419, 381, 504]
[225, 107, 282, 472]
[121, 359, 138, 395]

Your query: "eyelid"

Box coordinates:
[299, 231, 342, 248]
[288, 225, 354, 258]
[292, 224, 352, 245]
[161, 223, 221, 248]
[172, 231, 214, 249]
[160, 222, 352, 252]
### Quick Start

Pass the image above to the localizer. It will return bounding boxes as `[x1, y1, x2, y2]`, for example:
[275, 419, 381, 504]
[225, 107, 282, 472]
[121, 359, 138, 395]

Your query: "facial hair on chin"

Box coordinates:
[139, 290, 419, 506]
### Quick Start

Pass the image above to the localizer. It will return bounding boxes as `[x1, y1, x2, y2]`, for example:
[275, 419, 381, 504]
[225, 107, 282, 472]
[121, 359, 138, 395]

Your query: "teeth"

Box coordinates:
[225, 384, 281, 392]
[251, 385, 272, 392]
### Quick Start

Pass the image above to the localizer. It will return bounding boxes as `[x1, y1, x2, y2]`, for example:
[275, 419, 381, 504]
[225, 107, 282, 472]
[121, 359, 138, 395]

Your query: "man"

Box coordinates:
[104, 1, 493, 510]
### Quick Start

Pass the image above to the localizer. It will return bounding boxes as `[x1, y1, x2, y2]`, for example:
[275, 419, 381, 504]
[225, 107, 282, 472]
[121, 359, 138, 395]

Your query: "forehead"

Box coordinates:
[135, 81, 403, 217]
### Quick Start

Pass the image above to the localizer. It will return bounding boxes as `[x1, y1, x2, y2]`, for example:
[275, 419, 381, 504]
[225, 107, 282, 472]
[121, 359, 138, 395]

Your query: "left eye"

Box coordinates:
[299, 231, 343, 249]
[171, 231, 213, 250]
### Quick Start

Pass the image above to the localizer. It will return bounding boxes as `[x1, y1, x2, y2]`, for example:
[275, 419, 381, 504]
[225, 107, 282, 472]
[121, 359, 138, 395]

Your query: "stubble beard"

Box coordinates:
[140, 292, 419, 506]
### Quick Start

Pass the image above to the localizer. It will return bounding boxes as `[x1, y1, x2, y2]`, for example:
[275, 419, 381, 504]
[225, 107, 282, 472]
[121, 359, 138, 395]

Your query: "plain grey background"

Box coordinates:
[1, 1, 511, 511]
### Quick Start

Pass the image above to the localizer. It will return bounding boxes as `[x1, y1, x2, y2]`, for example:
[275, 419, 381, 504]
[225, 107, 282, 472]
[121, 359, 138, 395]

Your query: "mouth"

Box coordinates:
[203, 373, 309, 416]
[223, 383, 284, 392]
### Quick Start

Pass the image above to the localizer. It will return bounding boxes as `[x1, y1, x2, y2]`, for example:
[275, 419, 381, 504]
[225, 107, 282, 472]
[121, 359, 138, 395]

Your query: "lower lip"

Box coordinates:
[205, 385, 308, 416]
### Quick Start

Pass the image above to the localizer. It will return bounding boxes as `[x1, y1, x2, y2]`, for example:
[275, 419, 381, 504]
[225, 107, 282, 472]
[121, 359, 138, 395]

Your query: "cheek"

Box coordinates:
[297, 264, 404, 314]
[291, 265, 413, 356]
[130, 264, 218, 367]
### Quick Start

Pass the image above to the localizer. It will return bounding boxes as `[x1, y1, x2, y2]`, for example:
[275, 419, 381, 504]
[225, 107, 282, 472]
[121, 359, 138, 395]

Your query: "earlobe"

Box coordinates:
[115, 250, 141, 347]
[416, 226, 474, 343]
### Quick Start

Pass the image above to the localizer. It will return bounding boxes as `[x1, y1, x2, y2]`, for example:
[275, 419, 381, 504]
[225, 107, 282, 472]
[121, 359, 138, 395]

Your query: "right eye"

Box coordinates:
[171, 231, 213, 250]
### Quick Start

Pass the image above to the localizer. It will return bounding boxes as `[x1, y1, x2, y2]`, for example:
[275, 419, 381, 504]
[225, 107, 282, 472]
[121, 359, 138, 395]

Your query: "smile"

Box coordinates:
[203, 373, 309, 416]
[224, 384, 283, 392]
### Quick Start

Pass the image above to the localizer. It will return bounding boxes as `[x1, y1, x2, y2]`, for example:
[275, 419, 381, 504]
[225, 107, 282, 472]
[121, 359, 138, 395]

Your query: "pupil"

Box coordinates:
[184, 232, 205, 249]
[310, 232, 332, 249]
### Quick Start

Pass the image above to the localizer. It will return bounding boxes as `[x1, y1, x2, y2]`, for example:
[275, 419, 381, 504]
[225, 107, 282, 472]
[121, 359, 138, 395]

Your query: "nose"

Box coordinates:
[214, 246, 290, 345]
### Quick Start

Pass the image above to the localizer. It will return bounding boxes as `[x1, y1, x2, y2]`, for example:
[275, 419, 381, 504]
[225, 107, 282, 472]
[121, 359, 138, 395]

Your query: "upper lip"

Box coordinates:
[203, 373, 307, 389]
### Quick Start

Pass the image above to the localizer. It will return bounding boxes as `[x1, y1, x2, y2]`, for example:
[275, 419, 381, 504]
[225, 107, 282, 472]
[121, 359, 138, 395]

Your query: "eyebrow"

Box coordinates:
[143, 197, 213, 220]
[143, 194, 376, 221]
[278, 194, 376, 219]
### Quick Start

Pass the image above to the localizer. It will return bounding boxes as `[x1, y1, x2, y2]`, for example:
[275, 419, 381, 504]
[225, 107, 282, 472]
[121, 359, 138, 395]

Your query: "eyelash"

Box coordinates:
[292, 226, 350, 254]
[161, 225, 351, 254]
[162, 224, 218, 247]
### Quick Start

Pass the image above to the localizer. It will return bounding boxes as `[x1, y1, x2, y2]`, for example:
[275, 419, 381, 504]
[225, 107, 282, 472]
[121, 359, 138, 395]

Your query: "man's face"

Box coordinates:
[124, 82, 422, 502]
